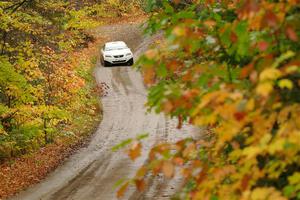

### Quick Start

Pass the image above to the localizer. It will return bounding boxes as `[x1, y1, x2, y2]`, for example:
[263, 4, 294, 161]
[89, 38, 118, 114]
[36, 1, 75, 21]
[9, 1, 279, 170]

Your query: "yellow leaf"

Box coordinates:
[286, 65, 298, 73]
[193, 113, 217, 126]
[242, 146, 263, 159]
[256, 82, 273, 97]
[216, 121, 241, 144]
[259, 68, 282, 81]
[172, 26, 186, 36]
[259, 134, 272, 146]
[272, 102, 282, 110]
[268, 139, 285, 154]
[250, 187, 287, 200]
[278, 79, 293, 89]
[246, 98, 255, 111]
[288, 131, 300, 144]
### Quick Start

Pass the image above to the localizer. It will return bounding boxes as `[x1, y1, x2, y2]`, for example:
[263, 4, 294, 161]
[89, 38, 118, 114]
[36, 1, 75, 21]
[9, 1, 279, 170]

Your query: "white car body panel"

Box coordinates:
[101, 41, 133, 65]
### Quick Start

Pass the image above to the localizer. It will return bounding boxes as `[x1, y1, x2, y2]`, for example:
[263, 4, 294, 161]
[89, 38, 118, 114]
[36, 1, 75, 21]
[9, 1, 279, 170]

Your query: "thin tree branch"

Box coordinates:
[4, 0, 31, 13]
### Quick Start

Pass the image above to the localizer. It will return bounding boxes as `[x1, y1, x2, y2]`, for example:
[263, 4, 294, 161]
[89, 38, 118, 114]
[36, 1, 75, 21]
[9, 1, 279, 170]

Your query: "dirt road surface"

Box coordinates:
[10, 22, 199, 200]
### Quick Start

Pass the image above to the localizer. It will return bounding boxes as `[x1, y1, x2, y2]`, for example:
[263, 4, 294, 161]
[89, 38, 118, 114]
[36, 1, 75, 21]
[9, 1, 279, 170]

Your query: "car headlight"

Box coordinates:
[105, 55, 112, 57]
[126, 53, 132, 56]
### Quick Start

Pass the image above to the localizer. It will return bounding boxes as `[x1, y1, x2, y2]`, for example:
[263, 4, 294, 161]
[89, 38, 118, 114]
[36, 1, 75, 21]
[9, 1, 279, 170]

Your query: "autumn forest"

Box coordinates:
[1, 0, 300, 200]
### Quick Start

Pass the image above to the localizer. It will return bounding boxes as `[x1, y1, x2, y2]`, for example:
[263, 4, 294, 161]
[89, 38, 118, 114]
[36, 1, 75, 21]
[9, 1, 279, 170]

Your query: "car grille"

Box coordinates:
[112, 60, 126, 63]
[113, 55, 124, 58]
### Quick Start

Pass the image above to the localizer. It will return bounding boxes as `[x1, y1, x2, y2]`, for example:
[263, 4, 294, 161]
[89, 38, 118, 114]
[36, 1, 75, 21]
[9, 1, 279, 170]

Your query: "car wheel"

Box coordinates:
[104, 61, 111, 67]
[128, 58, 134, 66]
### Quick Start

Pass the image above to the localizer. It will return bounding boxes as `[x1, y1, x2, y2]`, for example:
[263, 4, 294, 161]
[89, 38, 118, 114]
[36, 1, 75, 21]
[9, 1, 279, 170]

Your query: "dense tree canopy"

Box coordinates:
[0, 0, 97, 159]
[0, 0, 142, 160]
[117, 0, 300, 199]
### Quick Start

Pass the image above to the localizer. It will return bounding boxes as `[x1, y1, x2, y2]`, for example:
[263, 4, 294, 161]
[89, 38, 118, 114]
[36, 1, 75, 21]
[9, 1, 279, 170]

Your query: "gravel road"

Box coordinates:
[10, 22, 199, 200]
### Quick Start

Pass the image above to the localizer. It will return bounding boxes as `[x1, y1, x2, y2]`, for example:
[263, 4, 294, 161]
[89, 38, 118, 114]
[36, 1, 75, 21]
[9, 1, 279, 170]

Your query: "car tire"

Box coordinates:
[104, 61, 111, 67]
[128, 58, 134, 66]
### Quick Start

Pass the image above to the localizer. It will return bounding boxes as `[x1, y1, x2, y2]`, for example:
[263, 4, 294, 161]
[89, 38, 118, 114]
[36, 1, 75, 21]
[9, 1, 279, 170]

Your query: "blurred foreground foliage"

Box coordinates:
[117, 0, 300, 199]
[0, 0, 143, 160]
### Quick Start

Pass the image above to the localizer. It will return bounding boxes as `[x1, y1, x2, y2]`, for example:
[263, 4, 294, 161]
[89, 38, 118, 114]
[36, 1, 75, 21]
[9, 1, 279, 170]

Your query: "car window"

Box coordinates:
[105, 46, 127, 51]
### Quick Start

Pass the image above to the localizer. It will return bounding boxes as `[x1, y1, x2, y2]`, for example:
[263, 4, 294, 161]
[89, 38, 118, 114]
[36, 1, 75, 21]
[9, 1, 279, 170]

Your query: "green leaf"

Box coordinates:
[137, 133, 149, 140]
[235, 21, 250, 57]
[157, 64, 168, 78]
[113, 178, 128, 190]
[112, 139, 133, 152]
[210, 195, 219, 200]
[284, 185, 295, 197]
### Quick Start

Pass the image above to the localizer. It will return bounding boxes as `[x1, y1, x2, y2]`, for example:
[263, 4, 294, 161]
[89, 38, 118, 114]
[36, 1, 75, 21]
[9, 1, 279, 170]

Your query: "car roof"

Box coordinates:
[105, 41, 127, 48]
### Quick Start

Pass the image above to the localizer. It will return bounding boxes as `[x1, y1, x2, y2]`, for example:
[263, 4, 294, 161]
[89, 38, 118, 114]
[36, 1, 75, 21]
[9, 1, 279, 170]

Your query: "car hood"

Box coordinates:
[104, 48, 132, 56]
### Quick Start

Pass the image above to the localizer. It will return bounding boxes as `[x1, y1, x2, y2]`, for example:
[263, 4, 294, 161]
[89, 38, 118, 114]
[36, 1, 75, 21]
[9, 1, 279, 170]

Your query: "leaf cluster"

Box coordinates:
[119, 0, 300, 199]
[0, 0, 115, 160]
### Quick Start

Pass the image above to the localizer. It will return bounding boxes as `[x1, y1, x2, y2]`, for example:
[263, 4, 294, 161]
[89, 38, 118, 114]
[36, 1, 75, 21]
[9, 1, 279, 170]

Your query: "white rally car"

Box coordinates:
[100, 41, 134, 67]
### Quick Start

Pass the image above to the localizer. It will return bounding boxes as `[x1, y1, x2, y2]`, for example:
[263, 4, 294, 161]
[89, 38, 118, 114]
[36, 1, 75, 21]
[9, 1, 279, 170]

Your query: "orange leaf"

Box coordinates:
[234, 112, 246, 121]
[152, 160, 163, 175]
[128, 142, 142, 161]
[173, 157, 184, 166]
[241, 174, 251, 191]
[257, 41, 269, 51]
[135, 179, 146, 191]
[144, 49, 157, 59]
[183, 142, 196, 158]
[181, 168, 191, 178]
[240, 63, 254, 78]
[203, 20, 216, 28]
[163, 101, 174, 113]
[143, 68, 155, 85]
[166, 60, 182, 71]
[286, 25, 298, 41]
[162, 161, 174, 178]
[149, 149, 156, 160]
[263, 10, 279, 28]
[117, 182, 129, 198]
[213, 165, 236, 179]
[230, 32, 238, 43]
[177, 115, 183, 129]
[136, 166, 147, 179]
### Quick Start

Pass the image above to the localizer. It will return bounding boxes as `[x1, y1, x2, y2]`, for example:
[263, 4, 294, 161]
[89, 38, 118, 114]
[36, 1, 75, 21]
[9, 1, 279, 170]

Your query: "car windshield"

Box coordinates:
[105, 43, 128, 51]
[105, 46, 127, 51]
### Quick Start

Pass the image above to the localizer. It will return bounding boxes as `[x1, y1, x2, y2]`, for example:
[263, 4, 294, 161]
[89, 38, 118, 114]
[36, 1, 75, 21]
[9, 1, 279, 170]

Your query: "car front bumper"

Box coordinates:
[104, 55, 133, 64]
